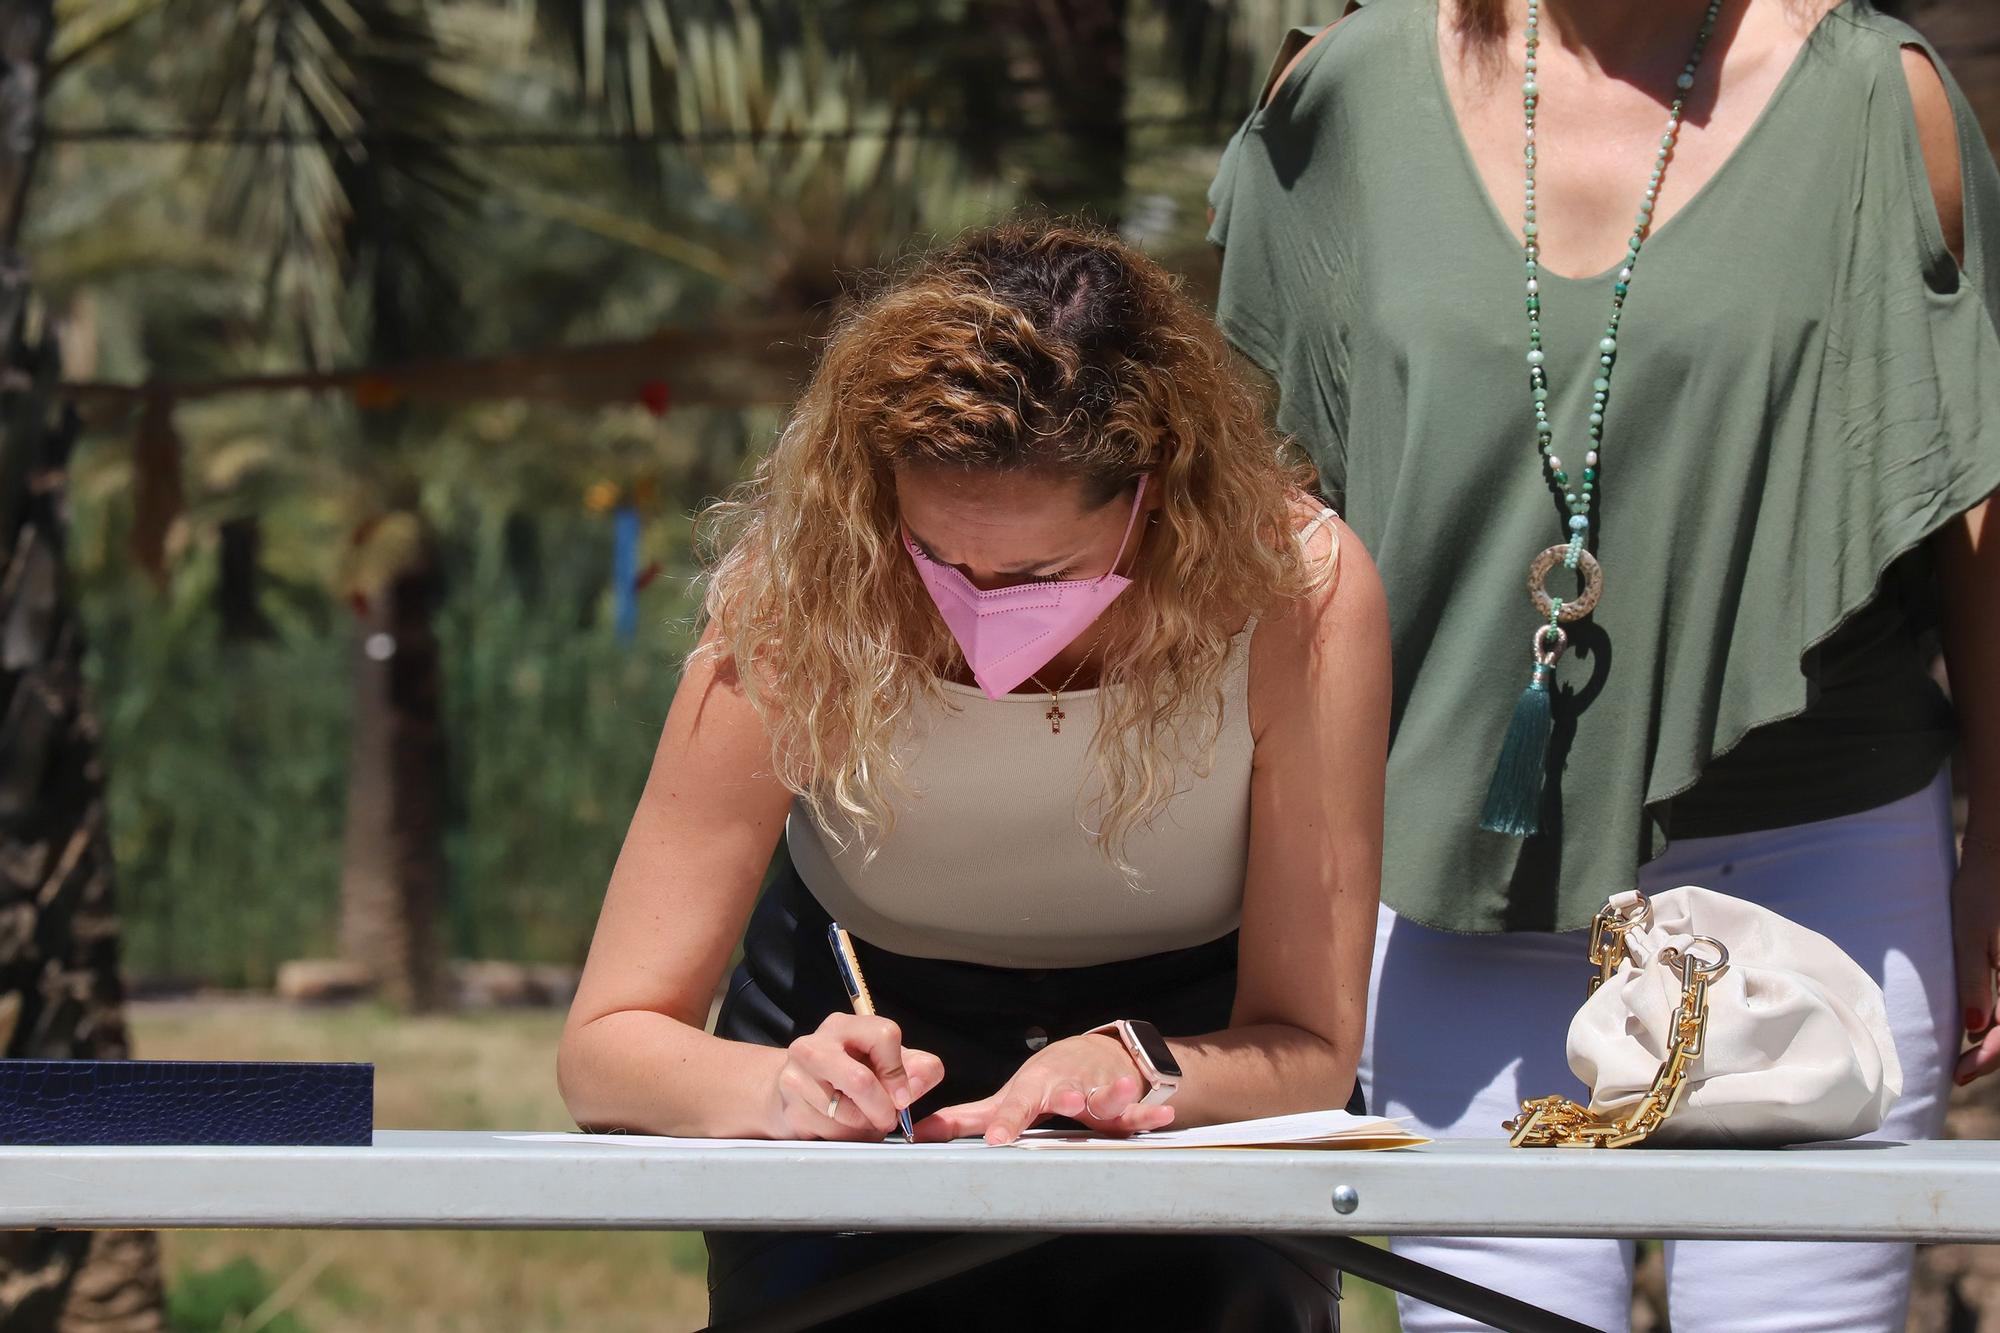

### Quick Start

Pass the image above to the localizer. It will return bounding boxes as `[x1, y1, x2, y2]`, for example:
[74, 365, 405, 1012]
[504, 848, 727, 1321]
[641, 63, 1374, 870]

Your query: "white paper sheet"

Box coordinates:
[498, 1109, 1425, 1152]
[1011, 1109, 1427, 1150]
[498, 1132, 963, 1150]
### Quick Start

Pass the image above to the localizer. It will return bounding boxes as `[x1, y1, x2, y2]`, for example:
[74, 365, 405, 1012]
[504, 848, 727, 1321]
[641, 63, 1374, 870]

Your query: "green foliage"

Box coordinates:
[172, 0, 482, 366]
[432, 503, 700, 963]
[39, 0, 1272, 988]
[80, 491, 702, 984]
[166, 1255, 314, 1333]
[89, 579, 351, 988]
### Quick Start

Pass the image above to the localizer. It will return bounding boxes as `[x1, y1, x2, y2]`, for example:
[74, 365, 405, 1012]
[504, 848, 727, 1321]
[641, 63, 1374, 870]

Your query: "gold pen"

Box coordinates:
[826, 921, 916, 1142]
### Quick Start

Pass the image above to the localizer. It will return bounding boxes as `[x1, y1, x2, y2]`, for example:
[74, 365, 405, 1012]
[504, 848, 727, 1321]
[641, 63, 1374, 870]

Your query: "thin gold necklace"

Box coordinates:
[1027, 629, 1103, 735]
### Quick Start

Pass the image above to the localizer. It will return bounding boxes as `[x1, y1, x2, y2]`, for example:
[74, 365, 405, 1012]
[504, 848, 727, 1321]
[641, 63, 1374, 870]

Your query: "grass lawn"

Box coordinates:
[130, 999, 1399, 1332]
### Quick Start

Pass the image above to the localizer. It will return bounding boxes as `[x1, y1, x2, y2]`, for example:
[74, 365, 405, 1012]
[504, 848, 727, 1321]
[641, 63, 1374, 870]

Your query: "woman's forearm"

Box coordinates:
[558, 1010, 788, 1139]
[1164, 1021, 1358, 1126]
[1941, 499, 2000, 835]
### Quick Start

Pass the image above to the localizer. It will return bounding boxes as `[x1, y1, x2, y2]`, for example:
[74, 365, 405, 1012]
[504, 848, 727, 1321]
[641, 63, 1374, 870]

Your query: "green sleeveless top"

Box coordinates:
[1209, 0, 2000, 933]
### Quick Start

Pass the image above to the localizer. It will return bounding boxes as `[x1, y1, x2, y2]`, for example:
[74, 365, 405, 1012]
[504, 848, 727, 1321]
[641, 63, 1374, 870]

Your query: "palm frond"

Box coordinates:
[49, 0, 174, 77]
[197, 0, 480, 366]
[469, 0, 998, 306]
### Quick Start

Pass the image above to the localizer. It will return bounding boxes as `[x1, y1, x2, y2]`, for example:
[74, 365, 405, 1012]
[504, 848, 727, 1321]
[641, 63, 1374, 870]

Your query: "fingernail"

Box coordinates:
[893, 1087, 911, 1109]
[1968, 1009, 1985, 1032]
[1958, 1074, 1974, 1087]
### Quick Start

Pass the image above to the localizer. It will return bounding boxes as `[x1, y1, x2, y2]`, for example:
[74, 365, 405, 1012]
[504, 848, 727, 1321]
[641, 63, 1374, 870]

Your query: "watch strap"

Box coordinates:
[1085, 1019, 1180, 1106]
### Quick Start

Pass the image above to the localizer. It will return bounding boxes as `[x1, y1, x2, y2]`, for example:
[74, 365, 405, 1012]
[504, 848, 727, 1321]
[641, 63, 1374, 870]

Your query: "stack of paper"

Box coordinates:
[1014, 1109, 1424, 1151]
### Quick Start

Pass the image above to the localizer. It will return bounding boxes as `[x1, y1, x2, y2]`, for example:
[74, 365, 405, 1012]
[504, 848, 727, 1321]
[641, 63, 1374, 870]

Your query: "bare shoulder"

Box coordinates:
[656, 620, 789, 785]
[1257, 503, 1387, 667]
[1287, 496, 1343, 586]
[1306, 512, 1384, 641]
[1898, 42, 1966, 266]
[1243, 505, 1387, 749]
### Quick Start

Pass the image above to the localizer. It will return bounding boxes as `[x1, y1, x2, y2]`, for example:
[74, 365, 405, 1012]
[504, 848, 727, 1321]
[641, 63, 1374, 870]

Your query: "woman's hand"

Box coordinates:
[1954, 838, 2000, 1086]
[771, 1015, 944, 1140]
[913, 1033, 1175, 1145]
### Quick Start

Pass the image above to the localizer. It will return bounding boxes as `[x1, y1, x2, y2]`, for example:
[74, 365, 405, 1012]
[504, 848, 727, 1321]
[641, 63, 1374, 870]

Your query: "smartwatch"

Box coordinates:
[1085, 1019, 1183, 1106]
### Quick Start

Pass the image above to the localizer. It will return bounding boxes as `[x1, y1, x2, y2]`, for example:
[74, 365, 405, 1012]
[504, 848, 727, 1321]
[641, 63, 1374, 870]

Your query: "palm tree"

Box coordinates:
[511, 1, 1394, 248]
[40, 0, 999, 1013]
[0, 3, 168, 1327]
[520, 0, 1134, 219]
[163, 0, 480, 1011]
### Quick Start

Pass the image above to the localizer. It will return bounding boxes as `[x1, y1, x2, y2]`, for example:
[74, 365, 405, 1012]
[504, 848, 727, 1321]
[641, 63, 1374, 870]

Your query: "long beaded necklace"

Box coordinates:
[1479, 0, 1725, 836]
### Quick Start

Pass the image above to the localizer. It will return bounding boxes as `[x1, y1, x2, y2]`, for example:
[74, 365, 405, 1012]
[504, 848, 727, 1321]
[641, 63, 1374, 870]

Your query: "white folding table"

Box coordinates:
[4, 1132, 1995, 1332]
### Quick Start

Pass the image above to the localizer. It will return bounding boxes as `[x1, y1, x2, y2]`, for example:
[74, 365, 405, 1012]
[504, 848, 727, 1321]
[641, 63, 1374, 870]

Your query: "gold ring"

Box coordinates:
[1527, 545, 1604, 623]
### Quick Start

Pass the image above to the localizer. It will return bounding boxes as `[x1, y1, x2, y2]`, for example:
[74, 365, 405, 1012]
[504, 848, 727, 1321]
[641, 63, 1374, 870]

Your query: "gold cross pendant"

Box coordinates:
[1045, 700, 1065, 734]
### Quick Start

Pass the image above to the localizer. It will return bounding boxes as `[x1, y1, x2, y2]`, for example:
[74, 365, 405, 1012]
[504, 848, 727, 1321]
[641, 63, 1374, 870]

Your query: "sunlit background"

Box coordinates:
[2, 0, 1993, 1329]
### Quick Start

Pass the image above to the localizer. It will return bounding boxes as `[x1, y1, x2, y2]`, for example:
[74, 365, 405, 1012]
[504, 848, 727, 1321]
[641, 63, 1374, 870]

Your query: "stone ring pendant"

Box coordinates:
[1527, 545, 1605, 623]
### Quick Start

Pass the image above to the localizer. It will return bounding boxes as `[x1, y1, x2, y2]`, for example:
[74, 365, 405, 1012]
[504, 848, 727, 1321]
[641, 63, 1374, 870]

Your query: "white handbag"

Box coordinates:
[1506, 886, 1902, 1148]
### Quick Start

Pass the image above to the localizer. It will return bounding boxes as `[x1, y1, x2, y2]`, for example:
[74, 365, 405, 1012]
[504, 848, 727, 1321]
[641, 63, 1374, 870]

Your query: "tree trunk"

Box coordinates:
[0, 1, 164, 1328]
[0, 369, 166, 1333]
[216, 515, 273, 642]
[337, 512, 448, 1012]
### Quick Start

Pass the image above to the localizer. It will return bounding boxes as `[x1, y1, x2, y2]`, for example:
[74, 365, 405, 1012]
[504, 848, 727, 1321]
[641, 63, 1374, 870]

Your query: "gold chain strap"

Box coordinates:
[1503, 895, 1730, 1149]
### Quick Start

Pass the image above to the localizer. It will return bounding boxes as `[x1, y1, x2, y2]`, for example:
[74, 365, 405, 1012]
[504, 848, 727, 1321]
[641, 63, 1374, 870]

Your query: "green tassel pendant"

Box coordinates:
[1479, 628, 1566, 837]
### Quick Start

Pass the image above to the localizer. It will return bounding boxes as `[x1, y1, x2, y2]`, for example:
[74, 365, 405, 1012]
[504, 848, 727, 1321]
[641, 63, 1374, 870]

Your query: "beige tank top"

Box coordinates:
[787, 509, 1338, 968]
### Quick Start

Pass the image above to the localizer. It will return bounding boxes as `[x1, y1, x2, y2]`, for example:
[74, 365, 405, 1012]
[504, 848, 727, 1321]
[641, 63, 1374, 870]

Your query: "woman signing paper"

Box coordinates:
[557, 222, 1389, 1329]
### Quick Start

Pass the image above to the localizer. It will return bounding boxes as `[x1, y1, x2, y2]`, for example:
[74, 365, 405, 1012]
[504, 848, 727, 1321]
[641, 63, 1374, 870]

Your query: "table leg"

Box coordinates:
[699, 1233, 1057, 1333]
[1268, 1237, 1602, 1333]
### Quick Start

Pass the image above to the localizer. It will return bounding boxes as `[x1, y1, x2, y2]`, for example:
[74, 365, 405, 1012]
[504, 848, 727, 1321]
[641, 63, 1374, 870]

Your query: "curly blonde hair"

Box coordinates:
[699, 221, 1322, 869]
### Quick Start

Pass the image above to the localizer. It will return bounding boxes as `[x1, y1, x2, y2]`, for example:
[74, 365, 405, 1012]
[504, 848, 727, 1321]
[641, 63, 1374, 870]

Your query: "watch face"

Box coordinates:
[1129, 1021, 1182, 1079]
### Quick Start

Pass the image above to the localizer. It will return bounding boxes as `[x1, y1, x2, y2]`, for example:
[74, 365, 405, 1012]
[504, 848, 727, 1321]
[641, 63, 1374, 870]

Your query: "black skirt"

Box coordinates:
[704, 863, 1340, 1332]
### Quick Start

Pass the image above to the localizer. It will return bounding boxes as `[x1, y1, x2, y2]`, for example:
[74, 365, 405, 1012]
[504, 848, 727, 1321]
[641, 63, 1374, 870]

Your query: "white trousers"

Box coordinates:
[1357, 772, 1959, 1333]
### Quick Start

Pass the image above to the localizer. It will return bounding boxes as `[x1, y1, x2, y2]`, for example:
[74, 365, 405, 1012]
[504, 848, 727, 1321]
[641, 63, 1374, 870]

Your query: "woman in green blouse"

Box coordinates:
[1211, 0, 2000, 1327]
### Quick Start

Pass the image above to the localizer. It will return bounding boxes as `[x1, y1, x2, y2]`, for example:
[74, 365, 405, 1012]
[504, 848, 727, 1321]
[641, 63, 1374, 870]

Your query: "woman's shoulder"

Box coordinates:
[1822, 1, 1936, 55]
[1286, 495, 1343, 574]
[1812, 2, 1961, 96]
[1241, 501, 1387, 734]
[1208, 1, 1413, 259]
[1812, 3, 1972, 267]
[1256, 1, 1411, 119]
[1251, 500, 1383, 657]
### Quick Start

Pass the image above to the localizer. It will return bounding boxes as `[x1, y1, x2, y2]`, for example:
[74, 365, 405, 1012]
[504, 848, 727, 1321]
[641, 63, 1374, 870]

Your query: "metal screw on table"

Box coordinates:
[1331, 1185, 1359, 1215]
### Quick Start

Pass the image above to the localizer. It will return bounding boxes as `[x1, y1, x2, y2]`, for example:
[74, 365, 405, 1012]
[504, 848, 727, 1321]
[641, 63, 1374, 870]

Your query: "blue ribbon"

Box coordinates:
[612, 505, 640, 643]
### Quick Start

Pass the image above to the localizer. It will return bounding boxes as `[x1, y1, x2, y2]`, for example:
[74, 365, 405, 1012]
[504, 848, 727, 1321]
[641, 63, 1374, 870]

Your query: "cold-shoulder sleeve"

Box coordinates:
[1206, 22, 1353, 493]
[1808, 26, 2000, 662]
[1650, 19, 2000, 836]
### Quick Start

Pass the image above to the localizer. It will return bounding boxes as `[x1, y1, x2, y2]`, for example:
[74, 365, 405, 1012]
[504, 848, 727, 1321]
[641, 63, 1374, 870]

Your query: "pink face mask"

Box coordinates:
[905, 476, 1149, 701]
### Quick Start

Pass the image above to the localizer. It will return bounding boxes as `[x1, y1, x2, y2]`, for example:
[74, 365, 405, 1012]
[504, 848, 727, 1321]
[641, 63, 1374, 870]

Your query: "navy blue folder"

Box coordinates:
[0, 1059, 374, 1146]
